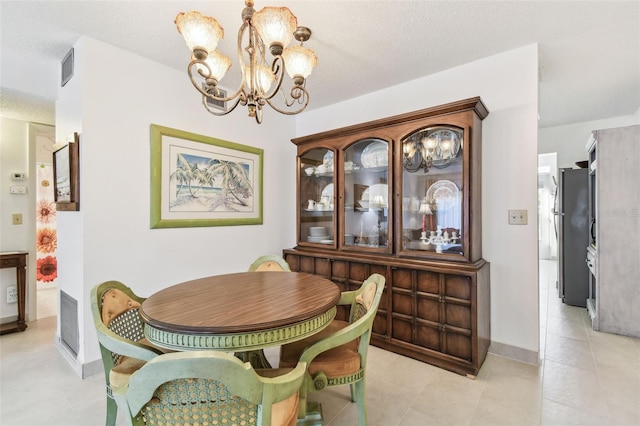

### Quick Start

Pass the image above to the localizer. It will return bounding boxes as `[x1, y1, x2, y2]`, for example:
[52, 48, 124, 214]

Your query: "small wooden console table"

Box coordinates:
[0, 251, 28, 335]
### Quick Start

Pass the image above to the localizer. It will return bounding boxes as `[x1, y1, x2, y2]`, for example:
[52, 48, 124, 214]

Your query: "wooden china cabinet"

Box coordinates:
[283, 97, 490, 377]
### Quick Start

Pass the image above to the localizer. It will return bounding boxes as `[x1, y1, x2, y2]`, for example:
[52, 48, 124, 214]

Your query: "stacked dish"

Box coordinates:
[308, 226, 331, 243]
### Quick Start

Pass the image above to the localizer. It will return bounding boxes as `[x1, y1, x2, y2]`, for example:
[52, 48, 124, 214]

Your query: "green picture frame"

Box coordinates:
[150, 124, 263, 229]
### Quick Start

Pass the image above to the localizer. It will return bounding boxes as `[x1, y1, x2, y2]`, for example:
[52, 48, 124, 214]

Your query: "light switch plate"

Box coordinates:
[12, 213, 23, 225]
[508, 209, 528, 225]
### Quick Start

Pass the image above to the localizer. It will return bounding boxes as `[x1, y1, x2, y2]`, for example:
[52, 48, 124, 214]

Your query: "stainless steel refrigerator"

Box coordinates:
[555, 168, 589, 307]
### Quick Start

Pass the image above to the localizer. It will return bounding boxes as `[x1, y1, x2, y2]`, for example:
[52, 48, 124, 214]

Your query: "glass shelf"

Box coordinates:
[343, 139, 389, 250]
[299, 148, 335, 247]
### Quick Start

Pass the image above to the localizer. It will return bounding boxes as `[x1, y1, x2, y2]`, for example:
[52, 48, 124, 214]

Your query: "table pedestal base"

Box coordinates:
[235, 349, 272, 369]
[297, 402, 323, 426]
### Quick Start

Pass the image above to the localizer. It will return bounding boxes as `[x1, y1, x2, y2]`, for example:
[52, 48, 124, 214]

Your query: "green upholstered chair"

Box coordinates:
[91, 281, 167, 426]
[248, 255, 292, 272]
[113, 351, 307, 426]
[278, 273, 385, 426]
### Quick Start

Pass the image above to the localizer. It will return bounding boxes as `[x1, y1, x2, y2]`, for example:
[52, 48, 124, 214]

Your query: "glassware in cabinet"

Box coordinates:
[342, 138, 390, 251]
[399, 125, 466, 259]
[298, 148, 336, 247]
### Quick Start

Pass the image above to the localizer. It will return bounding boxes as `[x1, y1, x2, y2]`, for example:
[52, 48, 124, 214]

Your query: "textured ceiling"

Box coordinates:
[1, 1, 638, 128]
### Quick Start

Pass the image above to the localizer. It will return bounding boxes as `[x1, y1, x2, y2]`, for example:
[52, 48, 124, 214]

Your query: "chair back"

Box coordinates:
[299, 273, 385, 368]
[91, 281, 164, 426]
[91, 281, 162, 369]
[287, 273, 385, 425]
[344, 273, 385, 359]
[118, 351, 306, 426]
[248, 255, 291, 272]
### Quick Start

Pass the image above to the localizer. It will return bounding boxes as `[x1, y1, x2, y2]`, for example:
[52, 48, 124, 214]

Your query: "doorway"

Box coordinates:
[34, 129, 57, 319]
[538, 153, 558, 261]
[538, 152, 558, 358]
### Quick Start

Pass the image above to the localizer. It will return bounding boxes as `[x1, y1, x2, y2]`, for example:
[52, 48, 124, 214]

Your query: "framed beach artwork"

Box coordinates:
[53, 132, 80, 211]
[150, 124, 263, 228]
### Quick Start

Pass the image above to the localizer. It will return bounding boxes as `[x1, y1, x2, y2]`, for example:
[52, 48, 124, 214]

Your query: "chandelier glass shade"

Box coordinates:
[402, 127, 463, 173]
[175, 1, 318, 123]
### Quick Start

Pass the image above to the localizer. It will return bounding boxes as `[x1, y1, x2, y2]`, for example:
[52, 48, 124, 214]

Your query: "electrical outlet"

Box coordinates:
[12, 213, 23, 225]
[508, 209, 528, 225]
[10, 186, 27, 194]
[7, 286, 18, 304]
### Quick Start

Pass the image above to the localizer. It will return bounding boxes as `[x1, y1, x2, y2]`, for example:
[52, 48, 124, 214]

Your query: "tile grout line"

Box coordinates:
[583, 307, 614, 424]
[466, 349, 496, 425]
[537, 265, 556, 425]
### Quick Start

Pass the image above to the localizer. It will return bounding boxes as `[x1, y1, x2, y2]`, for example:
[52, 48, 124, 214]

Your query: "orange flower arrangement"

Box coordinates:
[36, 228, 57, 253]
[36, 199, 56, 223]
[37, 256, 57, 282]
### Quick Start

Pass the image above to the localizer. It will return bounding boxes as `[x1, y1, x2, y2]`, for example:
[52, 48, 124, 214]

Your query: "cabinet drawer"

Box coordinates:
[1, 258, 19, 268]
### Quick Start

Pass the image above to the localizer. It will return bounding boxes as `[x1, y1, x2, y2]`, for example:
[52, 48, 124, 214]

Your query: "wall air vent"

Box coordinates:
[203, 85, 227, 111]
[60, 290, 79, 358]
[61, 48, 74, 87]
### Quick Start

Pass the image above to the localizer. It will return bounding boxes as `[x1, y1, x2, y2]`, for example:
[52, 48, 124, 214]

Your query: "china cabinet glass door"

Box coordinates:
[341, 138, 390, 252]
[299, 148, 335, 247]
[400, 126, 464, 258]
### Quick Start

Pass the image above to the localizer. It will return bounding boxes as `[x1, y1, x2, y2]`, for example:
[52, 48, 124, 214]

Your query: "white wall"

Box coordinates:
[0, 119, 31, 322]
[56, 37, 298, 373]
[298, 45, 541, 361]
[539, 113, 640, 169]
[0, 118, 53, 323]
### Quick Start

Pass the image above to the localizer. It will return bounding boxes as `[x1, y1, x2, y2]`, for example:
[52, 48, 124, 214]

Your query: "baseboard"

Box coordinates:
[488, 341, 539, 365]
[54, 335, 104, 379]
[82, 358, 104, 378]
[0, 315, 18, 324]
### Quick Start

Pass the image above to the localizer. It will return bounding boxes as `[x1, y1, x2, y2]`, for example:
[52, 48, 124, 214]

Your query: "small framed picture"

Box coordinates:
[53, 133, 80, 211]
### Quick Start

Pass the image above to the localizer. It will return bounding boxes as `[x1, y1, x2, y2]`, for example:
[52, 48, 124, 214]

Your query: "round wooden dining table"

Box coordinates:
[140, 271, 341, 360]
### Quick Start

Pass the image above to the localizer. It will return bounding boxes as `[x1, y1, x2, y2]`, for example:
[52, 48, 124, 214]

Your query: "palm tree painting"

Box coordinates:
[169, 152, 254, 213]
[150, 124, 263, 228]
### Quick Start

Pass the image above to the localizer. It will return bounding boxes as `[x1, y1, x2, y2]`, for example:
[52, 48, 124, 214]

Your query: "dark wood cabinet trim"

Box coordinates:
[0, 252, 28, 335]
[291, 97, 489, 145]
[287, 98, 490, 377]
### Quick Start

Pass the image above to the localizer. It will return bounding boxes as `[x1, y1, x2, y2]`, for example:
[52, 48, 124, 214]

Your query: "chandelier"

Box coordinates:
[175, 0, 318, 123]
[402, 127, 462, 173]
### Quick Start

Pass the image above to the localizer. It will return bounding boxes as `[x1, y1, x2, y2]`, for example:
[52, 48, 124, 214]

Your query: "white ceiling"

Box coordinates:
[1, 1, 638, 128]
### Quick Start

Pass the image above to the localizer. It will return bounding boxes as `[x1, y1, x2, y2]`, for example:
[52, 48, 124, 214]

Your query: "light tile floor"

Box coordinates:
[1, 260, 639, 425]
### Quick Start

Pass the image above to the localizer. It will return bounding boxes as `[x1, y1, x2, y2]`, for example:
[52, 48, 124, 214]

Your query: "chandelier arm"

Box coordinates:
[187, 59, 244, 103]
[261, 56, 286, 101]
[265, 89, 309, 115]
[202, 95, 244, 116]
[241, 19, 268, 97]
[255, 104, 263, 124]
